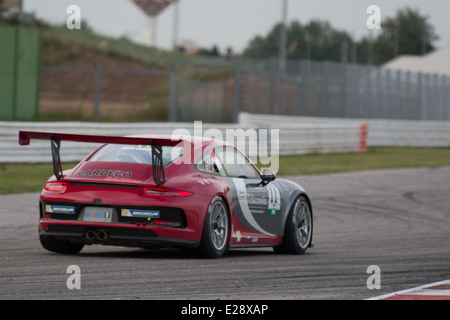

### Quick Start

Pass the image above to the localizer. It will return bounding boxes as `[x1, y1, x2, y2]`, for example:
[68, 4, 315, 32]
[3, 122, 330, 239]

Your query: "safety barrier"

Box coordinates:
[239, 113, 450, 148]
[3, 113, 447, 163]
[0, 115, 365, 163]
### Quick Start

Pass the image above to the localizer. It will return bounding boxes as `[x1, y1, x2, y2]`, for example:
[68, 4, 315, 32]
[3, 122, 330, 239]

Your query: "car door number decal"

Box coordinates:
[267, 186, 281, 216]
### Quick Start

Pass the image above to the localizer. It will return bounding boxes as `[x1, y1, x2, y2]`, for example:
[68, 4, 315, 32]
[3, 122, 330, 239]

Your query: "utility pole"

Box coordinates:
[279, 0, 288, 73]
[393, 23, 399, 58]
[172, 0, 180, 51]
[368, 31, 374, 65]
[351, 30, 357, 63]
[146, 16, 157, 47]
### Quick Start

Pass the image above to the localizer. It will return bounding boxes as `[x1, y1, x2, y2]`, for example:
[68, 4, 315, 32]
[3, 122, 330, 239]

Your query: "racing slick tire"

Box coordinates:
[40, 235, 84, 254]
[274, 195, 312, 255]
[198, 196, 230, 258]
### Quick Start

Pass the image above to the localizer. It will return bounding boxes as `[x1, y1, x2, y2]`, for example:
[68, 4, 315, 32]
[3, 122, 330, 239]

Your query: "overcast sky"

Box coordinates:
[23, 0, 450, 53]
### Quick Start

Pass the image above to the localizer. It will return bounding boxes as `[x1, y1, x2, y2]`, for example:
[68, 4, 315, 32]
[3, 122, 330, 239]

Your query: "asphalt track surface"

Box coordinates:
[0, 167, 449, 300]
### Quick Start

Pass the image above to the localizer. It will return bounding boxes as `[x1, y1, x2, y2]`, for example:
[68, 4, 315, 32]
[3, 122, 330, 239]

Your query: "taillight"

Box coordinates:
[152, 220, 177, 227]
[44, 182, 67, 192]
[144, 187, 191, 197]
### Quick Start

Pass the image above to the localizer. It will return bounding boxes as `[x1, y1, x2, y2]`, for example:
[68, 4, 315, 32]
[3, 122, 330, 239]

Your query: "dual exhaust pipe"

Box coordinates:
[85, 230, 109, 241]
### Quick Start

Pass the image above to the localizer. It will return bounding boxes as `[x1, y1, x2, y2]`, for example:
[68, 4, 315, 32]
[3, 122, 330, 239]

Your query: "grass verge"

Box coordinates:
[1, 147, 449, 195]
[0, 162, 77, 195]
[275, 146, 450, 176]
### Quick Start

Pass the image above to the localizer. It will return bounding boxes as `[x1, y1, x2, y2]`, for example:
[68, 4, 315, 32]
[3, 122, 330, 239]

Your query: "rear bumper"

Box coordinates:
[39, 220, 200, 248]
[38, 191, 212, 248]
[39, 185, 214, 247]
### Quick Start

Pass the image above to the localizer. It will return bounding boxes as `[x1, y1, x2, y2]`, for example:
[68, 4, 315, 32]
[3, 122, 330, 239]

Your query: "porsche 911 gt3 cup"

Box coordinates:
[19, 131, 313, 258]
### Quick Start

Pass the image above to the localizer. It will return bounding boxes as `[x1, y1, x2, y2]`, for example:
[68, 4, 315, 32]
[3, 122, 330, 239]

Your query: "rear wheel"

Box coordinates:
[274, 195, 312, 254]
[40, 236, 84, 254]
[198, 196, 230, 258]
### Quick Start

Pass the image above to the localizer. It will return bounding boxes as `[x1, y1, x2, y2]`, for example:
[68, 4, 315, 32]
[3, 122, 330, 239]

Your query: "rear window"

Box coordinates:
[88, 144, 183, 166]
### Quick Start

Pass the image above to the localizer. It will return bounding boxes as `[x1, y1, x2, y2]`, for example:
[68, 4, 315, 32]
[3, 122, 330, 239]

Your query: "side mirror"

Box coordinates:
[261, 168, 276, 184]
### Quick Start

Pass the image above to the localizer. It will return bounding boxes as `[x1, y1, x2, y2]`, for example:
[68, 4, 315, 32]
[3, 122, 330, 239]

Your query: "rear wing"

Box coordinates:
[18, 131, 182, 186]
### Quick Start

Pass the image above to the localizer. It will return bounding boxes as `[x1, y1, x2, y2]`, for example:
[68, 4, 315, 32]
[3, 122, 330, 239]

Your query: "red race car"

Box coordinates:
[19, 131, 313, 258]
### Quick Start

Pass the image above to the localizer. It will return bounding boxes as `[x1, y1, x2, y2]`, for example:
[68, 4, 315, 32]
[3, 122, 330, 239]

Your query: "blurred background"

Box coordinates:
[1, 0, 449, 123]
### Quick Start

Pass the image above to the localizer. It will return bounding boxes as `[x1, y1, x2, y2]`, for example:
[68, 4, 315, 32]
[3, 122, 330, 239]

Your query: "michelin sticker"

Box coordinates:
[45, 205, 75, 214]
[121, 209, 160, 218]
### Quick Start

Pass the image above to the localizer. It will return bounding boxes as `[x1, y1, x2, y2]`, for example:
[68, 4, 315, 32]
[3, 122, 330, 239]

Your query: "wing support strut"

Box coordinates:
[151, 142, 165, 186]
[50, 136, 63, 180]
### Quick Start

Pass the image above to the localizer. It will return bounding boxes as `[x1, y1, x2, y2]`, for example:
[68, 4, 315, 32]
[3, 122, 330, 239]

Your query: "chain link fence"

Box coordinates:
[234, 58, 450, 122]
[39, 65, 169, 122]
[39, 57, 450, 123]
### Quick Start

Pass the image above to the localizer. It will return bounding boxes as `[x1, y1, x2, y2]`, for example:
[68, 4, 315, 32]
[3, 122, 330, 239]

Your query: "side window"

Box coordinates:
[195, 149, 220, 175]
[215, 147, 240, 177]
[215, 147, 261, 179]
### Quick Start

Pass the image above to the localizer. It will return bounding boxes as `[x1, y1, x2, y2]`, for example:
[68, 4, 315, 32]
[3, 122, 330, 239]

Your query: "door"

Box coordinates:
[213, 146, 283, 244]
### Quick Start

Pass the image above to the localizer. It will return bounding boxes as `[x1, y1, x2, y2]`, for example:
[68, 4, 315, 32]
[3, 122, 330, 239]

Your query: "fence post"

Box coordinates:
[168, 71, 178, 122]
[93, 64, 102, 122]
[269, 58, 276, 114]
[444, 76, 449, 121]
[405, 71, 411, 120]
[395, 70, 401, 119]
[233, 56, 241, 123]
[385, 69, 392, 119]
[432, 74, 439, 120]
[417, 72, 423, 121]
[438, 75, 445, 121]
[12, 25, 19, 121]
[422, 73, 430, 120]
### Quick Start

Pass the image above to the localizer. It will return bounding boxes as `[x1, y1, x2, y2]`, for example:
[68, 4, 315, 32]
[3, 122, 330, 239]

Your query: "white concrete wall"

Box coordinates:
[1, 115, 366, 163]
[6, 111, 447, 163]
[239, 113, 450, 147]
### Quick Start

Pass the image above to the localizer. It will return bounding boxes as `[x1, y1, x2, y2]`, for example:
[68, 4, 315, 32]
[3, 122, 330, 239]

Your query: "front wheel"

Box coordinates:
[274, 195, 313, 254]
[198, 196, 230, 258]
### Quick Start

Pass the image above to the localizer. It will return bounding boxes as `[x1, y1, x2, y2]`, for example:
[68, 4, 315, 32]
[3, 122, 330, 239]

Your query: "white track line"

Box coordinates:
[367, 279, 450, 300]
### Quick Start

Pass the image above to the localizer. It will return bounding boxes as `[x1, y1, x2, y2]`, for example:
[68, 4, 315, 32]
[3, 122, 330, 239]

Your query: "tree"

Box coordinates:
[243, 23, 283, 59]
[363, 7, 439, 65]
[299, 20, 352, 62]
[243, 7, 439, 66]
[243, 19, 352, 63]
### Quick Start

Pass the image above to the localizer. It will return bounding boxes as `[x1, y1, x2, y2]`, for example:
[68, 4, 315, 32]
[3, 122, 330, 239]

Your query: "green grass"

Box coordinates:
[0, 162, 77, 195]
[40, 24, 225, 69]
[1, 147, 450, 195]
[274, 146, 450, 176]
[41, 24, 177, 67]
[0, 163, 49, 194]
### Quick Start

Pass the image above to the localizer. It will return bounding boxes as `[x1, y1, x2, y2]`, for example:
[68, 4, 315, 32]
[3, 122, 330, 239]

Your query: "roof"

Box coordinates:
[382, 45, 450, 76]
